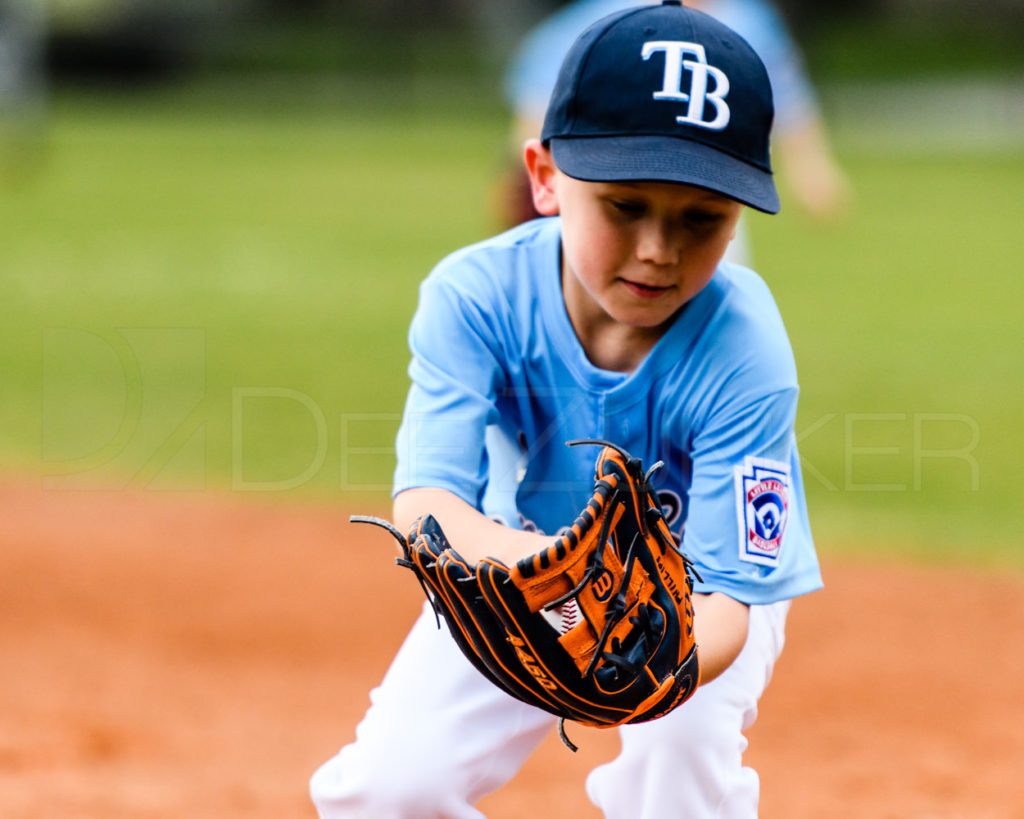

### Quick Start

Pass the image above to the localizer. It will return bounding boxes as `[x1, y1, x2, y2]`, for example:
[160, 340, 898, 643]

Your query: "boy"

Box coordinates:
[312, 2, 822, 816]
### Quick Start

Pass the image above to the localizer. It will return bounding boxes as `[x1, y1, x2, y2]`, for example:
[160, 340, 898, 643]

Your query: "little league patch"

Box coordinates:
[734, 456, 790, 567]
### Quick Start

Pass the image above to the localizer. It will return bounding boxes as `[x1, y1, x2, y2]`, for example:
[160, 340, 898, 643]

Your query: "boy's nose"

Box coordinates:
[636, 222, 680, 266]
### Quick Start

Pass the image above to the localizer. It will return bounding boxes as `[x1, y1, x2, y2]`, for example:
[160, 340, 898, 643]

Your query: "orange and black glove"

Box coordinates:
[353, 440, 701, 751]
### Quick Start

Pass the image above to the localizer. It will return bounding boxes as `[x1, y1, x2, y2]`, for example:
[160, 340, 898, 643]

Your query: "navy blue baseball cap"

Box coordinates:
[541, 0, 780, 213]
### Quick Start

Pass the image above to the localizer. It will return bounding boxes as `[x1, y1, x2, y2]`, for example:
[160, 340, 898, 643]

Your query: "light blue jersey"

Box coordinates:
[395, 219, 822, 606]
[505, 0, 818, 133]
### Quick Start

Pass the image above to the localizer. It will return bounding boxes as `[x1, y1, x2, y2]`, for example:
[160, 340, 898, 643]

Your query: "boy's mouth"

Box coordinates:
[621, 279, 672, 299]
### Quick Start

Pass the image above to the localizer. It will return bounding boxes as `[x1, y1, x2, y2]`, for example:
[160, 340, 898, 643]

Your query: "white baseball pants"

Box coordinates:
[310, 598, 790, 819]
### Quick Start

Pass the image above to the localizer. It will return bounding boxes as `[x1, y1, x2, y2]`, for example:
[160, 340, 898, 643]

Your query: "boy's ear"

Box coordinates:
[523, 139, 560, 216]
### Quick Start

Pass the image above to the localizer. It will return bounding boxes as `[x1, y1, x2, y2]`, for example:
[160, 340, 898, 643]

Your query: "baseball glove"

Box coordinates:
[353, 440, 701, 750]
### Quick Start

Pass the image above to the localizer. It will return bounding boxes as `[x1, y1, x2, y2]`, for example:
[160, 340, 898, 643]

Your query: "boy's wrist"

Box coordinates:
[458, 525, 555, 566]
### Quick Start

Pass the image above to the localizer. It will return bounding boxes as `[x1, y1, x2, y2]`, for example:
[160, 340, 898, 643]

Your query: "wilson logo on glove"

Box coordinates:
[655, 554, 685, 606]
[591, 568, 615, 602]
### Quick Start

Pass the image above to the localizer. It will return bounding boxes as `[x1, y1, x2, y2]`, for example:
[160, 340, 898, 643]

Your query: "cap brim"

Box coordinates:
[550, 135, 780, 214]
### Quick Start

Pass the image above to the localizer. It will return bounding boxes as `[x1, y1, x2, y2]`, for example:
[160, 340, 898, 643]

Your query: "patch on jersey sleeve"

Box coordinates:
[734, 456, 790, 567]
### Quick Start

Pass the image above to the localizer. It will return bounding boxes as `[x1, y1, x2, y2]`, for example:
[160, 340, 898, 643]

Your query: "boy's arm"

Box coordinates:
[775, 118, 851, 221]
[692, 592, 749, 684]
[393, 487, 555, 566]
[393, 486, 750, 685]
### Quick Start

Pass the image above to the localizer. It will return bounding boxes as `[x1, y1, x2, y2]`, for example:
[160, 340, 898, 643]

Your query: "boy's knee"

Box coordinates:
[618, 692, 754, 775]
[310, 750, 457, 819]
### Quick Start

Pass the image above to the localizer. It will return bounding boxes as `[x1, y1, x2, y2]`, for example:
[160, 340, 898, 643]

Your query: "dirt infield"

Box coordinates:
[2, 479, 1022, 818]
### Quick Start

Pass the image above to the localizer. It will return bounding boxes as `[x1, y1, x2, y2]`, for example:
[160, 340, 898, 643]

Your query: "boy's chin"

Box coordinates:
[608, 306, 683, 332]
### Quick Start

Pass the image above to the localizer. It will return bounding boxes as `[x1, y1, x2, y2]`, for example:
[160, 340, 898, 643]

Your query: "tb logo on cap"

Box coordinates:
[642, 41, 731, 131]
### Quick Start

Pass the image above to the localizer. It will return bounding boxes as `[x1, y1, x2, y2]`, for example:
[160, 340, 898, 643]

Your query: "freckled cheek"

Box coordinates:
[565, 236, 622, 290]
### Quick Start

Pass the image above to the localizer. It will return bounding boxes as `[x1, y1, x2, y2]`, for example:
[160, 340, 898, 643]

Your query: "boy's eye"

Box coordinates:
[684, 209, 725, 225]
[609, 200, 645, 215]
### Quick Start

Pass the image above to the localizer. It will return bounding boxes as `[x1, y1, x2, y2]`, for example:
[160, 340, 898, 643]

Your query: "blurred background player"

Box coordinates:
[500, 0, 851, 264]
[0, 0, 48, 179]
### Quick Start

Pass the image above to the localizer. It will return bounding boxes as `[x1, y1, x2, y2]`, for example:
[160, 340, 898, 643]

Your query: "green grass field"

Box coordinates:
[2, 83, 1021, 566]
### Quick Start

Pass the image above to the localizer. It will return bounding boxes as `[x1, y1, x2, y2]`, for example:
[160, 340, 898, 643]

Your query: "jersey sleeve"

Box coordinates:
[393, 265, 509, 509]
[681, 381, 816, 605]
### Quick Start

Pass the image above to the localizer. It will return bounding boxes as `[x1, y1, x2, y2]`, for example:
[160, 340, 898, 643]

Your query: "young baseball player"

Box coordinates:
[312, 2, 822, 816]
